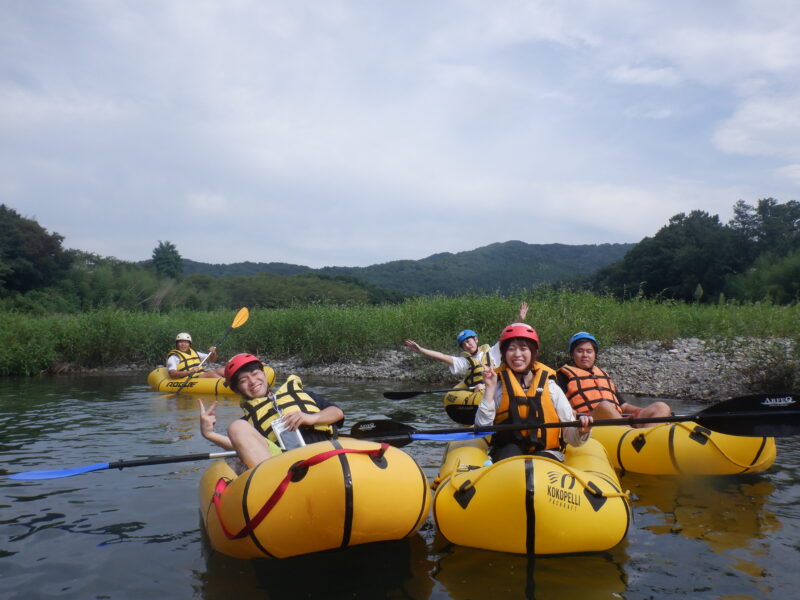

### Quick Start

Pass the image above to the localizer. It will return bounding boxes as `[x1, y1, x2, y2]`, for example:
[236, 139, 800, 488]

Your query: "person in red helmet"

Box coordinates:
[476, 323, 593, 462]
[198, 353, 345, 467]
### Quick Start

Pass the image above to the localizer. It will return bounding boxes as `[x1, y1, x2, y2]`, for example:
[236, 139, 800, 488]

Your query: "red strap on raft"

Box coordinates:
[212, 443, 389, 540]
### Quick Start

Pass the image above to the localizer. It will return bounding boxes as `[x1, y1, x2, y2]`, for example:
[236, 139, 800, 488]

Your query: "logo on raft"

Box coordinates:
[761, 396, 796, 407]
[167, 380, 196, 388]
[546, 471, 581, 510]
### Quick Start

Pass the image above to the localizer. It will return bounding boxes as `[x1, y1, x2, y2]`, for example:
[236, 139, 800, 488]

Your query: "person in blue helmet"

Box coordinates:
[404, 302, 529, 390]
[556, 332, 671, 427]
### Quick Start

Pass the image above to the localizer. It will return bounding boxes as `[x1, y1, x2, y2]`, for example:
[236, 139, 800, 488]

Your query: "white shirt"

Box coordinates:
[475, 378, 589, 458]
[448, 343, 502, 375]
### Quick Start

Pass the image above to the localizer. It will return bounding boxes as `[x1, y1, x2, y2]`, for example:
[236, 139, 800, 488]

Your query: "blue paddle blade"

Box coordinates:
[411, 432, 488, 442]
[8, 462, 110, 481]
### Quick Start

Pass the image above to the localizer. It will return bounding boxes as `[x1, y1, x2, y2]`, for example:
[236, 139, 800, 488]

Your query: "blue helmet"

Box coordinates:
[456, 329, 479, 346]
[568, 332, 598, 354]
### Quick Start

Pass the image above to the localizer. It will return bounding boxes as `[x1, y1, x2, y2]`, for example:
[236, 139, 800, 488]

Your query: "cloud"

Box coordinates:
[775, 163, 800, 185]
[610, 66, 682, 87]
[714, 94, 800, 159]
[2, 1, 800, 268]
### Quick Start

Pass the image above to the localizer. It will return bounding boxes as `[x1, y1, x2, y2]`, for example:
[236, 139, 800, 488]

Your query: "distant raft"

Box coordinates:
[146, 365, 275, 395]
[590, 422, 776, 475]
[442, 383, 482, 424]
[199, 438, 431, 559]
[432, 438, 630, 555]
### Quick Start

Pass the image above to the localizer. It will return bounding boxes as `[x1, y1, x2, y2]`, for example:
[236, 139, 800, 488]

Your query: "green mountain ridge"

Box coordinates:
[183, 241, 634, 295]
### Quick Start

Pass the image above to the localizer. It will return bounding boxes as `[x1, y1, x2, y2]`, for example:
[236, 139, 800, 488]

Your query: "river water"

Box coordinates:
[0, 374, 798, 599]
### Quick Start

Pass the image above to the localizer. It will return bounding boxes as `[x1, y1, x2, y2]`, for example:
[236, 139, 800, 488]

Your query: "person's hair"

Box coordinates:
[501, 337, 538, 357]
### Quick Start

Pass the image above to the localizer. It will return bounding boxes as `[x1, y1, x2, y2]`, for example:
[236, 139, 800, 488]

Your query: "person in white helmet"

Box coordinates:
[166, 332, 225, 379]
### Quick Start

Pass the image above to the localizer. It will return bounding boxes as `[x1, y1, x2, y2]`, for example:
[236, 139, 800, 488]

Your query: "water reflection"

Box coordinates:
[200, 528, 436, 600]
[630, 474, 779, 552]
[430, 534, 628, 600]
[1, 375, 799, 600]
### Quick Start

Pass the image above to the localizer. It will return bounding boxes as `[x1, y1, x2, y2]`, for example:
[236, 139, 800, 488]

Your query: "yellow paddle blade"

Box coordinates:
[231, 307, 249, 328]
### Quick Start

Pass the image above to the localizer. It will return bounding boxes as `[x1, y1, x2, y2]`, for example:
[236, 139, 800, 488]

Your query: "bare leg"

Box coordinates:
[227, 419, 274, 468]
[590, 401, 625, 420]
[634, 401, 672, 428]
[199, 368, 225, 378]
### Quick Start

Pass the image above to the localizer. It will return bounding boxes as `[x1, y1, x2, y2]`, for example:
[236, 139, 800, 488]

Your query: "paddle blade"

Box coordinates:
[445, 404, 478, 425]
[9, 462, 110, 481]
[349, 419, 416, 447]
[696, 393, 800, 437]
[231, 307, 249, 328]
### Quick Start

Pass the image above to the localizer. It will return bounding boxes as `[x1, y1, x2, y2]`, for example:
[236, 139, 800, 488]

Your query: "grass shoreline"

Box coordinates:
[1, 292, 797, 381]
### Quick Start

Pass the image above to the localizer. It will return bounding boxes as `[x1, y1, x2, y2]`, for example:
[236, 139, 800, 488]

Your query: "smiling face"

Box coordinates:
[233, 366, 269, 398]
[503, 339, 537, 374]
[176, 339, 191, 352]
[460, 336, 479, 355]
[571, 340, 597, 370]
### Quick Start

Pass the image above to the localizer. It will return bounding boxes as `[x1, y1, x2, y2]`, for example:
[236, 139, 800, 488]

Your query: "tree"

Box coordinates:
[593, 211, 747, 301]
[0, 204, 72, 293]
[151, 241, 183, 279]
[729, 198, 800, 259]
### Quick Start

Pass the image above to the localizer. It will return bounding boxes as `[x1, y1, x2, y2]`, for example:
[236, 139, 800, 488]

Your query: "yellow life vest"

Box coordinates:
[557, 364, 622, 415]
[166, 348, 203, 372]
[494, 362, 562, 452]
[240, 375, 334, 445]
[460, 344, 492, 387]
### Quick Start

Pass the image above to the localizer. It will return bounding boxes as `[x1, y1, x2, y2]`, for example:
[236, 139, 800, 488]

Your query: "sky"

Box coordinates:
[2, 1, 800, 268]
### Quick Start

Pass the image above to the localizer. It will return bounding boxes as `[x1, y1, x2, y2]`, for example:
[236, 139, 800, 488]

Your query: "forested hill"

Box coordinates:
[183, 241, 634, 295]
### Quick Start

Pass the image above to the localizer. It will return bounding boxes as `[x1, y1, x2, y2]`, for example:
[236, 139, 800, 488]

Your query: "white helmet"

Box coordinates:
[175, 332, 192, 343]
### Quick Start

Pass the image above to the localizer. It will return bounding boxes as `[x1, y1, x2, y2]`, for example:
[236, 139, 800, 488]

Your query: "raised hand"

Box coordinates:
[198, 398, 218, 438]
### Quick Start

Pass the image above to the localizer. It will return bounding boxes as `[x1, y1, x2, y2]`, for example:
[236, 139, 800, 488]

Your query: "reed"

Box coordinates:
[0, 291, 797, 376]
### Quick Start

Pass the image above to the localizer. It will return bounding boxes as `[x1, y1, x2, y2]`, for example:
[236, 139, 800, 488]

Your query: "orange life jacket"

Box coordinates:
[557, 364, 622, 415]
[493, 362, 562, 452]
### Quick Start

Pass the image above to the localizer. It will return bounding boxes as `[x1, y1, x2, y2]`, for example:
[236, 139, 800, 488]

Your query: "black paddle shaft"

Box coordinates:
[351, 393, 800, 440]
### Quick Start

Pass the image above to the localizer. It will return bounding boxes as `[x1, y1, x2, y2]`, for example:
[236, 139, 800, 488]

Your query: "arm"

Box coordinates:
[281, 405, 345, 431]
[198, 399, 234, 450]
[475, 367, 499, 426]
[550, 382, 592, 447]
[168, 354, 204, 378]
[404, 339, 456, 366]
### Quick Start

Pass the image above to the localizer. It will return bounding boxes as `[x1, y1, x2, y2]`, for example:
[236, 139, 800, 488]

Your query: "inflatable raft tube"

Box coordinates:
[199, 438, 431, 559]
[590, 422, 776, 475]
[432, 438, 630, 555]
[442, 383, 482, 425]
[147, 365, 275, 395]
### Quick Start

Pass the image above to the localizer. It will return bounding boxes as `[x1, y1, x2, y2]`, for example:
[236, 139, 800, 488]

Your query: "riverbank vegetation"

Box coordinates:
[1, 291, 797, 379]
[3, 198, 799, 315]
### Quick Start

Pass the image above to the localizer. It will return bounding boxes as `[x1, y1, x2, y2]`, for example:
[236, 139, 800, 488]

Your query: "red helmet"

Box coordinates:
[499, 323, 540, 350]
[224, 353, 262, 392]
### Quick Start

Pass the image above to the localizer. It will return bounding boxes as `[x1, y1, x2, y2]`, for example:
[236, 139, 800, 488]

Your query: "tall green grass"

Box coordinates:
[0, 291, 797, 376]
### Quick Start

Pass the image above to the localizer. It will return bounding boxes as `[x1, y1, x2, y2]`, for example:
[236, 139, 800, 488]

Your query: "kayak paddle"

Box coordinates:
[8, 450, 237, 481]
[172, 306, 249, 395]
[384, 386, 476, 400]
[350, 393, 800, 447]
